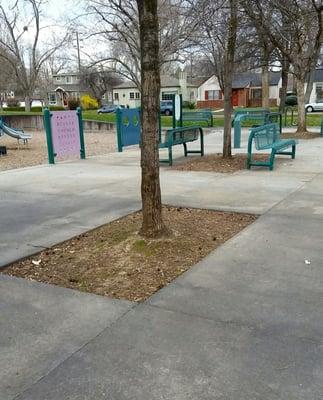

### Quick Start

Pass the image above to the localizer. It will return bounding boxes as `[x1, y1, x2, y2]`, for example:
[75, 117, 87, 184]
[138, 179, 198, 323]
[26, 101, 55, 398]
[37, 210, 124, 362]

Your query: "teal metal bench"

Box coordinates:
[182, 111, 213, 127]
[247, 123, 298, 170]
[320, 115, 323, 136]
[233, 113, 269, 148]
[159, 126, 204, 166]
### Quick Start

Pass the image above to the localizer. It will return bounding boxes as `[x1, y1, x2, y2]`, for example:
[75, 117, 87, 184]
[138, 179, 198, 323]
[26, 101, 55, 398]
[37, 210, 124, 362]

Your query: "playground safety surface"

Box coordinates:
[2, 206, 257, 302]
[0, 130, 116, 171]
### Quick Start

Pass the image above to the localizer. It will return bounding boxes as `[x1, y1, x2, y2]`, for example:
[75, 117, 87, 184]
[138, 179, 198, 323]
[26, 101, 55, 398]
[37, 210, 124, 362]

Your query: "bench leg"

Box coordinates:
[269, 150, 276, 171]
[200, 131, 204, 156]
[183, 142, 188, 157]
[246, 153, 252, 169]
[292, 144, 296, 159]
[168, 146, 173, 166]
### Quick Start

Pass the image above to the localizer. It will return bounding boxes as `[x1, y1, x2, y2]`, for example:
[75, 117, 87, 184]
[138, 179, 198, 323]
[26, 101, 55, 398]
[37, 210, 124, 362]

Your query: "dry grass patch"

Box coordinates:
[2, 206, 257, 302]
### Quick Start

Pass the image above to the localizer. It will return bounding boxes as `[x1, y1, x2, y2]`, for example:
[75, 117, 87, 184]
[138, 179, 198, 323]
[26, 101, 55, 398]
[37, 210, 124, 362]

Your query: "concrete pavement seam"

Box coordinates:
[12, 302, 138, 400]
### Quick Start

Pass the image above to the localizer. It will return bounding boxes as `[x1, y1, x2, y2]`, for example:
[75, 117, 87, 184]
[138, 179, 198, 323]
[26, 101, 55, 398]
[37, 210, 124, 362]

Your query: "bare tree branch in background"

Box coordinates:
[242, 0, 323, 134]
[0, 0, 70, 111]
[84, 0, 197, 87]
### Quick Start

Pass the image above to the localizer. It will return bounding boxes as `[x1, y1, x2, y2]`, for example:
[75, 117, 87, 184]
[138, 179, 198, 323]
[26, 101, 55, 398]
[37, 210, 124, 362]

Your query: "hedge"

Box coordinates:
[3, 106, 65, 112]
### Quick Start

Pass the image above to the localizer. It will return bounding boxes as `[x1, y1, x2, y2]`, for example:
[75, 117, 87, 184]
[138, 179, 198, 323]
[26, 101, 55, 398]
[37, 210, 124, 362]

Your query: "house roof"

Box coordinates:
[113, 74, 198, 90]
[232, 71, 281, 88]
[49, 84, 86, 93]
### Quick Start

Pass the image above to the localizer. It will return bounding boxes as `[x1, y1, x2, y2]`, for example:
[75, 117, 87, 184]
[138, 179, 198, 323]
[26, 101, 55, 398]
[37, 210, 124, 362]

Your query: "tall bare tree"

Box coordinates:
[86, 0, 196, 88]
[0, 0, 69, 111]
[189, 0, 239, 157]
[243, 0, 323, 134]
[137, 0, 167, 237]
[0, 48, 16, 110]
[79, 67, 122, 103]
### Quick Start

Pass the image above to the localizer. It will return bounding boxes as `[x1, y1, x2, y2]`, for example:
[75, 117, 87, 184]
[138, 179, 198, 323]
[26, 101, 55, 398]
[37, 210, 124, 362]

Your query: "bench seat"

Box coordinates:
[247, 123, 298, 170]
[159, 126, 204, 166]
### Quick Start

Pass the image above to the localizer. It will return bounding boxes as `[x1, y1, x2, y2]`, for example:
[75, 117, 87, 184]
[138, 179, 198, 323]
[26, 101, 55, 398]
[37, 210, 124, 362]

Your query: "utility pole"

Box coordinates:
[76, 31, 81, 73]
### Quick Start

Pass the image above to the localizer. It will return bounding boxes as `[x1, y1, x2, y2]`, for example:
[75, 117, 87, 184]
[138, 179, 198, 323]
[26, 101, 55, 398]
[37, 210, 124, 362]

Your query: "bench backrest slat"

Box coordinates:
[250, 123, 278, 150]
[162, 126, 201, 145]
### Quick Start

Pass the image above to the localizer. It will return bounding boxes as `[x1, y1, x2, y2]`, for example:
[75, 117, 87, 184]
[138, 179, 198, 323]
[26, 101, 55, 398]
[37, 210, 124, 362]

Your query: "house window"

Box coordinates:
[162, 92, 175, 100]
[251, 88, 262, 99]
[129, 92, 135, 99]
[66, 76, 71, 83]
[114, 92, 119, 101]
[316, 84, 323, 100]
[56, 76, 61, 81]
[135, 92, 140, 99]
[48, 93, 56, 104]
[206, 90, 222, 100]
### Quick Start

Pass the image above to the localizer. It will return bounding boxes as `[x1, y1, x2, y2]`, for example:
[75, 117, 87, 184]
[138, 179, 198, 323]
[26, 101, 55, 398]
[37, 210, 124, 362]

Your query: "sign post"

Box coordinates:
[172, 94, 183, 128]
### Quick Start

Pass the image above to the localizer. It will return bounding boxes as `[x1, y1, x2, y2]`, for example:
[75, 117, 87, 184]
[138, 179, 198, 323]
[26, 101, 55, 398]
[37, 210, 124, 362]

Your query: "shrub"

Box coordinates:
[6, 98, 20, 107]
[182, 101, 196, 109]
[285, 95, 297, 106]
[81, 94, 99, 110]
[2, 105, 65, 113]
[68, 98, 81, 110]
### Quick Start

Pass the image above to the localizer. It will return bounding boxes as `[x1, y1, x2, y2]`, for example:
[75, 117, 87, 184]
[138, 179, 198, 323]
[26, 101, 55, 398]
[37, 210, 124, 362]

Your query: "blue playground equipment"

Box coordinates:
[0, 117, 32, 144]
[116, 95, 204, 165]
[116, 108, 141, 152]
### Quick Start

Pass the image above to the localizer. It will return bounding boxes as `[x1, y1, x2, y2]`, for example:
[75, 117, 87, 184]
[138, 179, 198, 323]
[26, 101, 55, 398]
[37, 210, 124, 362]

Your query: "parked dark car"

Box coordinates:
[160, 100, 173, 116]
[97, 104, 124, 114]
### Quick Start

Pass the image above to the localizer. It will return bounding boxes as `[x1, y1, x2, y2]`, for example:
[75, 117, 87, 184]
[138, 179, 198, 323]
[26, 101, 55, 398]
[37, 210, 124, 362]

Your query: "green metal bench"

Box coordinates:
[320, 115, 323, 136]
[247, 123, 298, 171]
[159, 126, 204, 166]
[182, 111, 213, 127]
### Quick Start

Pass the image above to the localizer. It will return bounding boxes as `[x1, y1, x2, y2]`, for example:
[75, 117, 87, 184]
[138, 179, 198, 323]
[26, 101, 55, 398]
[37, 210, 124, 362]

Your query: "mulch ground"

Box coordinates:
[2, 206, 257, 302]
[0, 130, 116, 171]
[171, 153, 270, 173]
[281, 131, 321, 140]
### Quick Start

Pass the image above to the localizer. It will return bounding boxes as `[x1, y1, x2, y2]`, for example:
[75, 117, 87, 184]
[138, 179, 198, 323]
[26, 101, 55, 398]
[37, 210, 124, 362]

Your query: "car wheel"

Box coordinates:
[306, 106, 314, 113]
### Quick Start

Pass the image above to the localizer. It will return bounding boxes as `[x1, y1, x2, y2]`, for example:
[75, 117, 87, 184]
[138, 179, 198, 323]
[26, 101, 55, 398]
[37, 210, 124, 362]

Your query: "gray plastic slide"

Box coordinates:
[0, 119, 32, 142]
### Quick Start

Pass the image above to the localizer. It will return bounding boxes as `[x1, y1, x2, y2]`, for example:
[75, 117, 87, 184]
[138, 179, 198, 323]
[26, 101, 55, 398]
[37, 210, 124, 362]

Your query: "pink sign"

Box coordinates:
[51, 111, 80, 159]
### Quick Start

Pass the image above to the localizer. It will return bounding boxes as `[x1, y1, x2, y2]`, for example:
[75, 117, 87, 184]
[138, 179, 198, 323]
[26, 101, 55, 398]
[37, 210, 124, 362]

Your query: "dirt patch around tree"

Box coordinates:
[2, 206, 257, 302]
[281, 131, 321, 140]
[170, 153, 270, 173]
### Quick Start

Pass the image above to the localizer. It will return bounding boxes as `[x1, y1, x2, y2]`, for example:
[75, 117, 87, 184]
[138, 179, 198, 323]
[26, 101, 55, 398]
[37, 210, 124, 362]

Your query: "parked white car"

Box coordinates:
[305, 99, 323, 112]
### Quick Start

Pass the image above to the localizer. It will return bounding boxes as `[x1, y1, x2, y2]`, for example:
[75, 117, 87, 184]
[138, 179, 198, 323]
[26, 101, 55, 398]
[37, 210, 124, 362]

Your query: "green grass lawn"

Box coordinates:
[1, 109, 322, 128]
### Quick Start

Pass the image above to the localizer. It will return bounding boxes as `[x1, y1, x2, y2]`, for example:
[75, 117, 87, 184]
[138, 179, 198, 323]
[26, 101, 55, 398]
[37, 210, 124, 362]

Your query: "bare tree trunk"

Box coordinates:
[261, 65, 269, 108]
[223, 0, 238, 158]
[296, 77, 307, 133]
[279, 58, 289, 112]
[305, 68, 315, 104]
[25, 95, 31, 112]
[137, 0, 167, 238]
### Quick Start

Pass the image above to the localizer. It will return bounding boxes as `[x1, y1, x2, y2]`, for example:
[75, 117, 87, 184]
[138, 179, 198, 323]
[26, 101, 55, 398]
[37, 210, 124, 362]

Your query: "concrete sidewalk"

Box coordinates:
[1, 128, 321, 267]
[1, 130, 323, 399]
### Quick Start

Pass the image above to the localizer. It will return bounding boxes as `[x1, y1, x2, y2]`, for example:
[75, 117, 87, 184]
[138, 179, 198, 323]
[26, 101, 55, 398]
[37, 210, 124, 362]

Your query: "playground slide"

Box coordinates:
[0, 119, 32, 142]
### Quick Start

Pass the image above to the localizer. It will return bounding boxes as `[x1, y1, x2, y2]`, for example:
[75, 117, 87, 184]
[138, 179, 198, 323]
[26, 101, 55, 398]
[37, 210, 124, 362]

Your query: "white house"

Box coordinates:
[307, 69, 323, 102]
[112, 70, 198, 108]
[197, 71, 282, 109]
